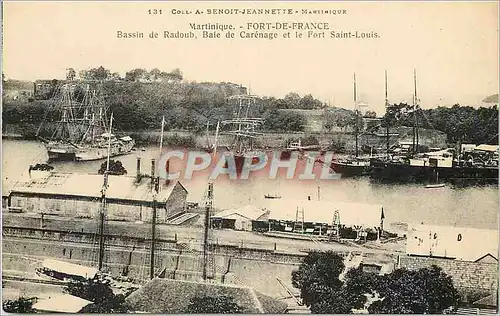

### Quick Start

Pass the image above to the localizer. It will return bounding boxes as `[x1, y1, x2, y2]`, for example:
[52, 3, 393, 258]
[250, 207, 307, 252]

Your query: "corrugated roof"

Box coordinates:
[33, 293, 92, 313]
[263, 199, 383, 229]
[406, 224, 499, 262]
[10, 172, 184, 203]
[42, 259, 98, 279]
[214, 205, 268, 221]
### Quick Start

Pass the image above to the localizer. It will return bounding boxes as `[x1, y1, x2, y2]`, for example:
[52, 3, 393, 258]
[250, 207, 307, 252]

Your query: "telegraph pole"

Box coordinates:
[98, 112, 113, 271]
[149, 116, 165, 279]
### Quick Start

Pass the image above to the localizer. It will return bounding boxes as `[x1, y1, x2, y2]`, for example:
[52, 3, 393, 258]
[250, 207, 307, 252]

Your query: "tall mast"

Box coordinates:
[354, 73, 359, 158]
[412, 69, 419, 155]
[98, 112, 113, 271]
[414, 70, 419, 153]
[214, 121, 220, 155]
[385, 70, 390, 159]
[150, 116, 165, 279]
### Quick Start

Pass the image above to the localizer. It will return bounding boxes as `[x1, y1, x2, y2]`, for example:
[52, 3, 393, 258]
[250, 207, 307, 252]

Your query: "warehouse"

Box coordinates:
[223, 199, 386, 240]
[212, 206, 269, 231]
[7, 168, 188, 223]
[261, 199, 385, 240]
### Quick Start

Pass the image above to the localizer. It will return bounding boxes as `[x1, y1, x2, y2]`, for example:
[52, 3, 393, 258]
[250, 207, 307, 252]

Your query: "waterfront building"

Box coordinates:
[406, 224, 498, 262]
[6, 170, 188, 223]
[212, 206, 269, 231]
[264, 199, 383, 229]
[401, 224, 499, 309]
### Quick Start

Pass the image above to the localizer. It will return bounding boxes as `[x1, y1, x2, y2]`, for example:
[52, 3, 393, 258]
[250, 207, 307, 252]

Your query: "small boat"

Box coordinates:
[264, 194, 281, 199]
[425, 183, 446, 189]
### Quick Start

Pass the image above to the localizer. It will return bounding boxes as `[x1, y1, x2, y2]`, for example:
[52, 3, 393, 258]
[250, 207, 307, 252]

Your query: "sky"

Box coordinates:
[2, 1, 499, 115]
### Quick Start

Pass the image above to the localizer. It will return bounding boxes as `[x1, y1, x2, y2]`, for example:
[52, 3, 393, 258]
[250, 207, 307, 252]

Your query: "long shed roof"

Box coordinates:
[33, 293, 93, 313]
[42, 259, 98, 279]
[10, 172, 186, 203]
[262, 199, 384, 229]
[214, 205, 269, 221]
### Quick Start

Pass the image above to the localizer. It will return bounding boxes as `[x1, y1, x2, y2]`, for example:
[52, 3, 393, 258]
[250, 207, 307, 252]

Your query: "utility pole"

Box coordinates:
[149, 175, 158, 279]
[150, 116, 164, 279]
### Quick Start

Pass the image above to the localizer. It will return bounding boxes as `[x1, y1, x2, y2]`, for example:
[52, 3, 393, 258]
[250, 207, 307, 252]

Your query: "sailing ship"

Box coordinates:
[36, 82, 135, 161]
[370, 70, 499, 184]
[214, 94, 265, 174]
[330, 73, 371, 177]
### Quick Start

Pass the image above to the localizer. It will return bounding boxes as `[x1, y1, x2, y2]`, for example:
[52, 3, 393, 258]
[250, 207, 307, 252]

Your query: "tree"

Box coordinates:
[80, 66, 112, 81]
[183, 294, 244, 313]
[149, 68, 162, 81]
[263, 110, 306, 132]
[125, 68, 148, 82]
[291, 251, 345, 307]
[368, 266, 460, 314]
[66, 68, 76, 81]
[168, 68, 183, 82]
[292, 251, 460, 314]
[64, 280, 131, 313]
[2, 297, 36, 313]
[98, 160, 127, 175]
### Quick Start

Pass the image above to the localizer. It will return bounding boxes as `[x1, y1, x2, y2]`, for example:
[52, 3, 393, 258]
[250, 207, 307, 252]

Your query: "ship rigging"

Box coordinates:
[36, 82, 135, 161]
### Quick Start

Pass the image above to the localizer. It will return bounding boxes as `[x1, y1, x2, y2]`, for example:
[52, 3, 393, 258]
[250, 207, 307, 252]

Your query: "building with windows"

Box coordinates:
[406, 224, 498, 262]
[6, 169, 188, 223]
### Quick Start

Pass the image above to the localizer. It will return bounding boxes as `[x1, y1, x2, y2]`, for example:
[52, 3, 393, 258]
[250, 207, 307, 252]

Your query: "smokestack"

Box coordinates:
[136, 157, 141, 182]
[165, 159, 171, 185]
[151, 159, 156, 178]
[136, 158, 141, 175]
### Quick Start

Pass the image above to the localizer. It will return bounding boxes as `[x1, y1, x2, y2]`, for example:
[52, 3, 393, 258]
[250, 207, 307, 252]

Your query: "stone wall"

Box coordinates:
[2, 226, 305, 298]
[399, 255, 498, 302]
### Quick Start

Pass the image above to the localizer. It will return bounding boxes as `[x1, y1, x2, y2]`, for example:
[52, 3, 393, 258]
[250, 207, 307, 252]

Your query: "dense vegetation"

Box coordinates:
[2, 67, 327, 134]
[3, 67, 498, 145]
[2, 297, 36, 313]
[384, 103, 499, 145]
[64, 279, 132, 313]
[292, 251, 460, 314]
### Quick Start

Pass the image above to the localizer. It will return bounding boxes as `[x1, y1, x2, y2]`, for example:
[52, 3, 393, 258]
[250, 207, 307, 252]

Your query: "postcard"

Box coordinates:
[2, 1, 498, 314]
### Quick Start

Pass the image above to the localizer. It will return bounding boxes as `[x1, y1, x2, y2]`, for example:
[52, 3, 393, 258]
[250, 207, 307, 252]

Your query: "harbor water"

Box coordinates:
[2, 140, 498, 233]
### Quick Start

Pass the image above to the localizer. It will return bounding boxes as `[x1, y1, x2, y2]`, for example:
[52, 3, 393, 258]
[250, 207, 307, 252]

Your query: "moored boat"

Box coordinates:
[36, 82, 135, 161]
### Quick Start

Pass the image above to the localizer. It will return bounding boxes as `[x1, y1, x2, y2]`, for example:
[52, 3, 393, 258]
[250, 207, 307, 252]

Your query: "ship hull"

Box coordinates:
[48, 150, 77, 161]
[46, 140, 135, 162]
[75, 141, 135, 161]
[331, 160, 371, 177]
[370, 160, 498, 184]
